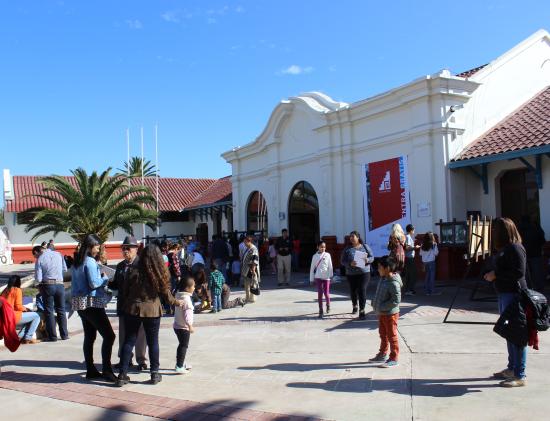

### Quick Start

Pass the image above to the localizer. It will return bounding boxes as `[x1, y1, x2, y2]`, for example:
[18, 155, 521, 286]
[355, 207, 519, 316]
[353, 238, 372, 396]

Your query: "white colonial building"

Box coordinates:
[223, 29, 550, 260]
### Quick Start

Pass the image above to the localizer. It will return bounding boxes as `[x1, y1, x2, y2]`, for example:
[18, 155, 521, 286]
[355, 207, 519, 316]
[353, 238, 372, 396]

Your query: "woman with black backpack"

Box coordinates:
[484, 217, 528, 387]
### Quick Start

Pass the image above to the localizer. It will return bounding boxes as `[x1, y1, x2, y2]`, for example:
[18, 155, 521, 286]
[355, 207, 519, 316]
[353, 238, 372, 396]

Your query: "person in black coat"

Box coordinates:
[109, 236, 148, 371]
[519, 215, 546, 292]
[484, 217, 528, 387]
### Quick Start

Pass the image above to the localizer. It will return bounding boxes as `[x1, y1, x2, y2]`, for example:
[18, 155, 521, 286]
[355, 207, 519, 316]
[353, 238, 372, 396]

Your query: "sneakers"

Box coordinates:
[175, 363, 192, 374]
[493, 368, 515, 379]
[380, 360, 398, 368]
[369, 353, 388, 362]
[20, 338, 41, 344]
[500, 378, 526, 387]
[175, 365, 188, 374]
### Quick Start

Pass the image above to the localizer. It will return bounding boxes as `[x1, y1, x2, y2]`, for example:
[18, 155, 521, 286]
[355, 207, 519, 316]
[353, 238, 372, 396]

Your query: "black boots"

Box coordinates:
[85, 366, 102, 380]
[115, 373, 130, 387]
[326, 305, 330, 314]
[150, 372, 162, 385]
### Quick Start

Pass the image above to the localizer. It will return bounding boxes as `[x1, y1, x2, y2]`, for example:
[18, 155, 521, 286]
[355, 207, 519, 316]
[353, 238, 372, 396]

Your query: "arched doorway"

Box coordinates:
[500, 168, 540, 225]
[246, 191, 268, 236]
[288, 181, 320, 269]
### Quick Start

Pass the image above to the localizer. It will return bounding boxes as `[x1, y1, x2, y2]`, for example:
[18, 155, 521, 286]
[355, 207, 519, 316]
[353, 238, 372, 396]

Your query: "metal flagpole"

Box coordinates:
[141, 126, 146, 241]
[155, 124, 160, 236]
[126, 128, 130, 179]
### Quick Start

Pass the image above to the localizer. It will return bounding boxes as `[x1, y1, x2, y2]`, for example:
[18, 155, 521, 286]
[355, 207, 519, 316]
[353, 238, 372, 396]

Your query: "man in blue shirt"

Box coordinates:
[33, 244, 68, 341]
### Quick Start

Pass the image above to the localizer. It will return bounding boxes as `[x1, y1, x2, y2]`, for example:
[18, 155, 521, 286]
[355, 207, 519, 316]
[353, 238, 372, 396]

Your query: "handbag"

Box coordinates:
[250, 285, 261, 296]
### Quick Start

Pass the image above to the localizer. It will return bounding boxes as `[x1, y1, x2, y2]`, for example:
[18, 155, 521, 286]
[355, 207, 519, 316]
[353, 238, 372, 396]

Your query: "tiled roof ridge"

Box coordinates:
[456, 64, 488, 78]
[6, 174, 232, 213]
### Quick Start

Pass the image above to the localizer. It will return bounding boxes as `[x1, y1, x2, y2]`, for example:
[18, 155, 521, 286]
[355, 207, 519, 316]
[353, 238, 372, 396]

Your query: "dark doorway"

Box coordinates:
[288, 181, 320, 269]
[196, 223, 209, 252]
[246, 191, 268, 236]
[500, 168, 540, 225]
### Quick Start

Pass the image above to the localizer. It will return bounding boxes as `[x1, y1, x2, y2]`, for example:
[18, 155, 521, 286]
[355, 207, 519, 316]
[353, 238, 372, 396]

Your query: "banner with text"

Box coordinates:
[362, 156, 411, 257]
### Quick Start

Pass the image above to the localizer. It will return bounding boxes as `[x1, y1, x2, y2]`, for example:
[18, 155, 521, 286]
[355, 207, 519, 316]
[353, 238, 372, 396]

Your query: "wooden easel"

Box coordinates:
[443, 215, 494, 324]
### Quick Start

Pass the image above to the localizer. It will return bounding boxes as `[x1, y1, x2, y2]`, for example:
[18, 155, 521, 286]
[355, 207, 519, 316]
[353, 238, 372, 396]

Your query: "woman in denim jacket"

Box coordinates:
[71, 234, 116, 382]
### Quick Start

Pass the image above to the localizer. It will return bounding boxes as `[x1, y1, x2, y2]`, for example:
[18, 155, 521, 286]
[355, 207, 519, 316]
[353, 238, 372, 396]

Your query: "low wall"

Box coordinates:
[11, 243, 125, 264]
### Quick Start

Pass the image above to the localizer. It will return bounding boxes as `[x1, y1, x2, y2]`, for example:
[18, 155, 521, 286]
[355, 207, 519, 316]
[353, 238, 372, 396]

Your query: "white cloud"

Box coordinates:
[125, 19, 143, 30]
[280, 65, 314, 75]
[329, 65, 337, 72]
[235, 5, 245, 13]
[161, 11, 180, 23]
[207, 17, 217, 24]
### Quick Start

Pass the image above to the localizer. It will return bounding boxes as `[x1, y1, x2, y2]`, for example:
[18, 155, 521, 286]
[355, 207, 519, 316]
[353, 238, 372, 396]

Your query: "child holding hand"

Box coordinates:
[174, 276, 196, 374]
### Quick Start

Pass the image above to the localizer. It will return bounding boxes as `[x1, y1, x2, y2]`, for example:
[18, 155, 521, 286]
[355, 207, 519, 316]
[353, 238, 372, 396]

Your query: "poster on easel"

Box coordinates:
[362, 156, 411, 257]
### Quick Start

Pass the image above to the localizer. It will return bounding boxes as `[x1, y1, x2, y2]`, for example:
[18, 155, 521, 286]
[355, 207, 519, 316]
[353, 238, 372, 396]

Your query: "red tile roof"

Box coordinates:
[185, 176, 232, 209]
[453, 86, 550, 162]
[456, 64, 488, 78]
[4, 175, 229, 213]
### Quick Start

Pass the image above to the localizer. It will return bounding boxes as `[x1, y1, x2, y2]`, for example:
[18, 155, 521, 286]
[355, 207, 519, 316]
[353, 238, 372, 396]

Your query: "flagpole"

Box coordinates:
[155, 123, 160, 236]
[126, 128, 130, 185]
[141, 126, 145, 242]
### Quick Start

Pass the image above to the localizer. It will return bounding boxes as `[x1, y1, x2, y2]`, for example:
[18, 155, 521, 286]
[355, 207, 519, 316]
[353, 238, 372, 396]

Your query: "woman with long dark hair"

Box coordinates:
[341, 231, 374, 320]
[71, 234, 116, 381]
[484, 217, 528, 387]
[1, 275, 41, 344]
[117, 244, 183, 387]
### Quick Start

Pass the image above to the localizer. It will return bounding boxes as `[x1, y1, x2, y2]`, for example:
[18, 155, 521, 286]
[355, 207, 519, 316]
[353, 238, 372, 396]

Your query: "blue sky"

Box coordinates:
[1, 0, 550, 195]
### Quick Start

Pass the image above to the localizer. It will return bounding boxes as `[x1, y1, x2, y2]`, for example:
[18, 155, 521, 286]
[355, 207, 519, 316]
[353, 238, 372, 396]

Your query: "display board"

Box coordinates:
[362, 156, 411, 257]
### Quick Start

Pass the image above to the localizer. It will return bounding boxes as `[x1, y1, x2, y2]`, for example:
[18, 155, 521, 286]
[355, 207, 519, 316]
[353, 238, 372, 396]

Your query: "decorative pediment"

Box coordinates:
[222, 92, 348, 162]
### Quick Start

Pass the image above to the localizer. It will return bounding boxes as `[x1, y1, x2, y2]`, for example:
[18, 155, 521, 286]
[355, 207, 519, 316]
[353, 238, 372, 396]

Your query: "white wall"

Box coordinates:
[227, 77, 477, 242]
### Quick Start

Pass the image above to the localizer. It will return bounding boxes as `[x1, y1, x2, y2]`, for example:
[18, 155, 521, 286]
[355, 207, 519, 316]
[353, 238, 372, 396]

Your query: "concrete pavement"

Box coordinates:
[1, 273, 549, 420]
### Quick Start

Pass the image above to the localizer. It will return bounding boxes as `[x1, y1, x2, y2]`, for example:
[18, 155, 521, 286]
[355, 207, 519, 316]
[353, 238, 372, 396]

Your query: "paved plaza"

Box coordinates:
[1, 273, 549, 421]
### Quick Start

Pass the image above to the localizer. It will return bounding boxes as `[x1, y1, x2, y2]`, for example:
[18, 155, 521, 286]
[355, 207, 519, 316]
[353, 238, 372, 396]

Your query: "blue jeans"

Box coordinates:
[212, 293, 222, 312]
[39, 284, 68, 340]
[18, 311, 41, 340]
[120, 315, 160, 374]
[424, 261, 436, 294]
[498, 293, 527, 379]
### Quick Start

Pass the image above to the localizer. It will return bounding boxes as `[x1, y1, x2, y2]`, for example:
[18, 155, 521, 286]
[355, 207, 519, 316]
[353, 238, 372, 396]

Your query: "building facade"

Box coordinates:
[223, 30, 550, 261]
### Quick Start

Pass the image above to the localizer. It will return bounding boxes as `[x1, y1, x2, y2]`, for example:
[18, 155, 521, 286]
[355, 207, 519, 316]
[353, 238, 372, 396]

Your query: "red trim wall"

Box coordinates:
[12, 244, 124, 264]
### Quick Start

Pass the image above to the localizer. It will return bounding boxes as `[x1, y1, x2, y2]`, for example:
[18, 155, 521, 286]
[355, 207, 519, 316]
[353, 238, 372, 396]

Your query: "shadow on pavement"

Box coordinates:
[239, 361, 371, 372]
[2, 359, 84, 371]
[286, 376, 497, 397]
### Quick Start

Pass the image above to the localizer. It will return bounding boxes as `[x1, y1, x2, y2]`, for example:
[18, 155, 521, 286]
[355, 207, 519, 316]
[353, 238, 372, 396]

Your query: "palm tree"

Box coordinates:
[117, 157, 157, 178]
[19, 167, 158, 244]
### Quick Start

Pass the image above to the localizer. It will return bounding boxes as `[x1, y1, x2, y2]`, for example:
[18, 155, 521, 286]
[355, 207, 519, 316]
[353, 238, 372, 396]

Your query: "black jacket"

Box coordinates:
[493, 297, 528, 347]
[494, 243, 527, 294]
[109, 256, 139, 317]
[275, 237, 293, 256]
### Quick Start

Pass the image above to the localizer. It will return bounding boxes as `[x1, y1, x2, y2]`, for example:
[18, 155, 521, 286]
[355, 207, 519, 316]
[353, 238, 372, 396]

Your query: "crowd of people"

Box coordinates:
[0, 217, 548, 389]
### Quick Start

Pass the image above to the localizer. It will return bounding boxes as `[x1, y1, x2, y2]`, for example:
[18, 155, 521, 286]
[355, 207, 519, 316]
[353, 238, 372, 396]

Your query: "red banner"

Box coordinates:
[368, 157, 404, 230]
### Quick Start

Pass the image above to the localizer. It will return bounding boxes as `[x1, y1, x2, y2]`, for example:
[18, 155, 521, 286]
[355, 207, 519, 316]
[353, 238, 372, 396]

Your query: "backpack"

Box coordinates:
[521, 288, 550, 332]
